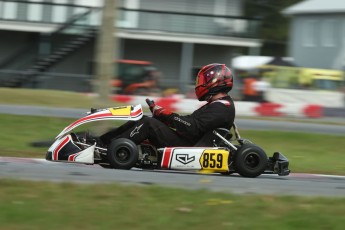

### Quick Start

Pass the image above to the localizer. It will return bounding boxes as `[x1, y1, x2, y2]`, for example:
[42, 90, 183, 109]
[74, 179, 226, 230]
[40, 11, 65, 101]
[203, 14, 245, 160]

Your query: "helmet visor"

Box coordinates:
[196, 65, 226, 87]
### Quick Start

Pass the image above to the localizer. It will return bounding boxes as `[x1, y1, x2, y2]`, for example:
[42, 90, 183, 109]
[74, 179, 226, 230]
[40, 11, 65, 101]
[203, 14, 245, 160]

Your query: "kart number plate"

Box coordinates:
[109, 106, 131, 116]
[199, 149, 229, 172]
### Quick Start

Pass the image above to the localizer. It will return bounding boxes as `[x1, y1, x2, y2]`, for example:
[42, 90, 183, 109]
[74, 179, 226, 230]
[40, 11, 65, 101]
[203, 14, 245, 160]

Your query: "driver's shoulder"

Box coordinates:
[210, 99, 232, 107]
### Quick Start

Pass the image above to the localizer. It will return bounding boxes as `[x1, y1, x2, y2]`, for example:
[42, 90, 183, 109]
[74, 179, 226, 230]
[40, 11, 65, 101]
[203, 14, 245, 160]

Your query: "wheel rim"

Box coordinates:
[244, 152, 260, 169]
[115, 147, 130, 163]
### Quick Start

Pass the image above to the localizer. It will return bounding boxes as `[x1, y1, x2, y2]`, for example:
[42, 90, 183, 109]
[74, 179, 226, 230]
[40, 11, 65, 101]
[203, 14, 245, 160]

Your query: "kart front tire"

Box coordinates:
[107, 138, 139, 169]
[234, 144, 268, 178]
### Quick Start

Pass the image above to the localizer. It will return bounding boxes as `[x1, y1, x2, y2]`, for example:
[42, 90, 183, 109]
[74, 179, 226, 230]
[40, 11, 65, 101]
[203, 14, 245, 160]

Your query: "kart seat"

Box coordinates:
[194, 128, 232, 147]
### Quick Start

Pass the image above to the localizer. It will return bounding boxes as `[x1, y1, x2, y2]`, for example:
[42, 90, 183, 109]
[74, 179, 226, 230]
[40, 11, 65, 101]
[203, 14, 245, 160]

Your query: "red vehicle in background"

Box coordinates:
[111, 59, 160, 95]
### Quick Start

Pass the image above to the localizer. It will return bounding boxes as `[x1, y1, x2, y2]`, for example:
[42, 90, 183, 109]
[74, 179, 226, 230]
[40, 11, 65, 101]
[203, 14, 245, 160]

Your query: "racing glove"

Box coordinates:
[147, 99, 173, 125]
[154, 105, 171, 117]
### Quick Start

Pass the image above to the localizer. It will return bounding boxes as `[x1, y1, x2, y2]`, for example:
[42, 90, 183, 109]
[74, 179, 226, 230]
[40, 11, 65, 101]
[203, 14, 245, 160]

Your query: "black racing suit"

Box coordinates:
[100, 96, 235, 148]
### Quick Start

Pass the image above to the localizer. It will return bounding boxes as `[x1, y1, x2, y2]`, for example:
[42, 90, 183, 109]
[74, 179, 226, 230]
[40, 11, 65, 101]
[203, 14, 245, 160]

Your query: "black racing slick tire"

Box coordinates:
[234, 143, 268, 178]
[107, 138, 139, 169]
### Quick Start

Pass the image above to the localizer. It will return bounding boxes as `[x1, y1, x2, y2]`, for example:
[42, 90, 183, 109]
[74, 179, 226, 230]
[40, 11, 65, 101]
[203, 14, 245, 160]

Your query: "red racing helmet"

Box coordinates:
[195, 63, 234, 101]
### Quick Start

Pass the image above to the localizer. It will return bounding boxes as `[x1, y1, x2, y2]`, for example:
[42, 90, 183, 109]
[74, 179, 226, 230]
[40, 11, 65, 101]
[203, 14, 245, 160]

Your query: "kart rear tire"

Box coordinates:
[234, 143, 267, 178]
[107, 138, 139, 169]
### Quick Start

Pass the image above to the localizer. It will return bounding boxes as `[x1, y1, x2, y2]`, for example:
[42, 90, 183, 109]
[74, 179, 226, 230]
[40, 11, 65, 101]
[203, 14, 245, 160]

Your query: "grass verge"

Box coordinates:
[0, 179, 344, 230]
[0, 88, 96, 108]
[0, 114, 344, 175]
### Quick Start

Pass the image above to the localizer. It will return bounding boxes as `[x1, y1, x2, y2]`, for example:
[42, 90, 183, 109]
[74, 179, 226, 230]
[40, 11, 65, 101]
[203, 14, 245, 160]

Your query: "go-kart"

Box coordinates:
[46, 101, 290, 178]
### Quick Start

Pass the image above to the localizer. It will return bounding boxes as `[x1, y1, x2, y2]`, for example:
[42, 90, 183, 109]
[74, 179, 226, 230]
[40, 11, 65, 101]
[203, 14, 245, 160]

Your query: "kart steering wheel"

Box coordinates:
[145, 98, 155, 107]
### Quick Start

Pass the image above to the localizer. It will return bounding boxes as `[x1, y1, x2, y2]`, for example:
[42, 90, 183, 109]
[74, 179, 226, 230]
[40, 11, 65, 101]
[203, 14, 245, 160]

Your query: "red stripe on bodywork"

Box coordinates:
[68, 154, 76, 161]
[66, 112, 113, 130]
[68, 152, 80, 161]
[53, 136, 70, 160]
[161, 148, 173, 168]
[130, 109, 142, 117]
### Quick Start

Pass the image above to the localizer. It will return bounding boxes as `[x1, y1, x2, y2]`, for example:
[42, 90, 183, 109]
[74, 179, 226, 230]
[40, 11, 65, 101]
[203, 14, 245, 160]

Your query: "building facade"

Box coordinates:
[0, 0, 262, 93]
[283, 0, 345, 70]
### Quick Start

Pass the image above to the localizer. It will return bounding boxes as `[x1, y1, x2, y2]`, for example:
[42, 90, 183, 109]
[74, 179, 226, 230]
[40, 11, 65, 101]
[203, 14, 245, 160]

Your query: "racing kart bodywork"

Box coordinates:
[46, 104, 290, 178]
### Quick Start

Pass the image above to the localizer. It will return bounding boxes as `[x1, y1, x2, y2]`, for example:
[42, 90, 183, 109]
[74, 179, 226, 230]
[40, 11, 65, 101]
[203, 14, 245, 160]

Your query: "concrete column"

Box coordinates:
[249, 45, 261, 56]
[92, 0, 117, 135]
[179, 42, 194, 94]
[94, 0, 117, 107]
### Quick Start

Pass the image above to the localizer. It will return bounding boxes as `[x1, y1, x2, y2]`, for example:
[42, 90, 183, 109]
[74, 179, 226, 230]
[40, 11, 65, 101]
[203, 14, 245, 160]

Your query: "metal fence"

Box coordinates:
[0, 69, 93, 92]
[0, 0, 98, 24]
[118, 8, 260, 38]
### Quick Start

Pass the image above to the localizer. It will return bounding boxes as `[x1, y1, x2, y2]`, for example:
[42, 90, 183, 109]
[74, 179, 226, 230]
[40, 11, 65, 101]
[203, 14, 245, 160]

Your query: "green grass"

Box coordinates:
[0, 114, 74, 157]
[0, 87, 96, 108]
[0, 179, 344, 230]
[0, 114, 121, 158]
[1, 88, 344, 229]
[240, 130, 345, 175]
[0, 114, 344, 175]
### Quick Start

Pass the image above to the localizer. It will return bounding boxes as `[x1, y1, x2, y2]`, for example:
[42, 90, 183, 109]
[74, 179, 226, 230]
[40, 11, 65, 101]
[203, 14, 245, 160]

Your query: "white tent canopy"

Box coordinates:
[231, 56, 294, 70]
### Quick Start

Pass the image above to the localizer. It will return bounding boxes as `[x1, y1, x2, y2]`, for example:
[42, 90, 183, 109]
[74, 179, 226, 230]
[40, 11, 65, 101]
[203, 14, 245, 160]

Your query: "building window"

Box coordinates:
[303, 20, 317, 47]
[28, 0, 44, 21]
[2, 1, 18, 19]
[322, 19, 336, 47]
[118, 0, 139, 28]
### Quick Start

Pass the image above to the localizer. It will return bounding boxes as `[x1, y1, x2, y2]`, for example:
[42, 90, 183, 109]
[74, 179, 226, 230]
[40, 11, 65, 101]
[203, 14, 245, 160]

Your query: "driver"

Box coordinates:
[100, 63, 235, 148]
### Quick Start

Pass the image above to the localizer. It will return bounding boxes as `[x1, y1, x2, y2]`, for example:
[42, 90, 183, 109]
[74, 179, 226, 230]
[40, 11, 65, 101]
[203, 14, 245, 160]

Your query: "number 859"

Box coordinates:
[202, 153, 223, 169]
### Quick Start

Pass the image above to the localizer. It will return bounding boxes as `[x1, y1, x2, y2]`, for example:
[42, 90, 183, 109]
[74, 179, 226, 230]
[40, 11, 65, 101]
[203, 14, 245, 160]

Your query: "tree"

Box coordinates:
[244, 0, 303, 56]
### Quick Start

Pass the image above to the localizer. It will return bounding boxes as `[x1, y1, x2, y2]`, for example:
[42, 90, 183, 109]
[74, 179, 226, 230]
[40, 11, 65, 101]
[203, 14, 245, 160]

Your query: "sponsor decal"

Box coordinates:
[176, 154, 195, 165]
[199, 149, 229, 171]
[109, 106, 131, 116]
[173, 117, 191, 126]
[130, 124, 144, 137]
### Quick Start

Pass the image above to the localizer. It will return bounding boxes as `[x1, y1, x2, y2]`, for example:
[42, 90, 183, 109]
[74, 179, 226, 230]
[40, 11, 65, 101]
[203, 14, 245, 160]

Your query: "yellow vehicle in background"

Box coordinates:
[298, 68, 344, 90]
[259, 65, 344, 91]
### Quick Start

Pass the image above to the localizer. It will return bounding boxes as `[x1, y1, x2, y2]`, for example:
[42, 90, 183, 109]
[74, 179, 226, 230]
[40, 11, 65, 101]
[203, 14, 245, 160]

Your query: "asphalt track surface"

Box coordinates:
[1, 157, 345, 197]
